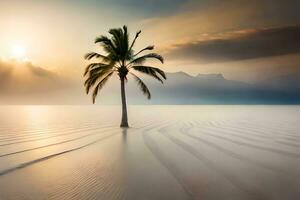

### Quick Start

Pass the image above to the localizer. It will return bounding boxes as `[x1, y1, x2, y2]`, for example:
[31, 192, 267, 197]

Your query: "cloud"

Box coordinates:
[140, 0, 300, 58]
[164, 25, 300, 63]
[25, 62, 57, 78]
[0, 61, 14, 85]
[0, 59, 69, 94]
[0, 59, 94, 104]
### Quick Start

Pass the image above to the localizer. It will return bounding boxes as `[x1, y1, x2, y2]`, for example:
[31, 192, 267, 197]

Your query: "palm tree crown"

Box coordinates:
[84, 26, 166, 127]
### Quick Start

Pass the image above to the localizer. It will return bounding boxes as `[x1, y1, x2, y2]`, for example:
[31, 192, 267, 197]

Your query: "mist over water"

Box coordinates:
[0, 105, 299, 199]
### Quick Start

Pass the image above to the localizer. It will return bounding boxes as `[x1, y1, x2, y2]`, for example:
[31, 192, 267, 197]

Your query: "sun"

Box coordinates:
[10, 45, 28, 61]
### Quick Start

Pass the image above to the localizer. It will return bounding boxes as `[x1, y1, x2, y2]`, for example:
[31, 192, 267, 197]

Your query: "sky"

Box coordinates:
[0, 0, 299, 104]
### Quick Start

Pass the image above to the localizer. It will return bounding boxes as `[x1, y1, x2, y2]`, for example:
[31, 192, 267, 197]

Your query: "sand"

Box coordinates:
[0, 105, 299, 200]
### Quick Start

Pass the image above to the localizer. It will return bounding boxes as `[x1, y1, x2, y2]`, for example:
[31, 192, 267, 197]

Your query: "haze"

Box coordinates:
[0, 0, 299, 104]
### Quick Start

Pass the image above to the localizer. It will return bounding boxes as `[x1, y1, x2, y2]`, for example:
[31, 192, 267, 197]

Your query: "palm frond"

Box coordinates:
[95, 36, 118, 58]
[131, 73, 151, 99]
[129, 53, 164, 65]
[95, 36, 113, 45]
[88, 65, 114, 77]
[129, 30, 141, 52]
[121, 25, 129, 58]
[109, 28, 123, 53]
[132, 66, 166, 79]
[92, 71, 114, 103]
[84, 67, 114, 93]
[134, 45, 154, 57]
[109, 26, 130, 60]
[83, 63, 113, 76]
[84, 52, 109, 61]
[132, 65, 166, 83]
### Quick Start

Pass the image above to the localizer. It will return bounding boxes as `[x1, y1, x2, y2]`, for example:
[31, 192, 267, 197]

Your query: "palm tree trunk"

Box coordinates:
[120, 77, 129, 127]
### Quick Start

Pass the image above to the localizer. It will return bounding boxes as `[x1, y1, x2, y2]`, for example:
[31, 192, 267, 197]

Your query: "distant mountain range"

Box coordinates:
[0, 59, 299, 104]
[116, 72, 300, 104]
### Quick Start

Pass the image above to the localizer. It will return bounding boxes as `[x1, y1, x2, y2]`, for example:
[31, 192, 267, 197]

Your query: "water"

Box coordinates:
[0, 105, 299, 199]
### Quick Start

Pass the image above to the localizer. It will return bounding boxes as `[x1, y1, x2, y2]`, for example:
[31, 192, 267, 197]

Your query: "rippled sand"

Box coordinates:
[0, 105, 299, 200]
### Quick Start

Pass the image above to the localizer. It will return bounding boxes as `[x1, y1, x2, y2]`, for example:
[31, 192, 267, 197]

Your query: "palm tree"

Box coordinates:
[84, 26, 166, 127]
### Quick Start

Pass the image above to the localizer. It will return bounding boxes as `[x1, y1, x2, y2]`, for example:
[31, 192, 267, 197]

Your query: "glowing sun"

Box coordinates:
[11, 45, 28, 61]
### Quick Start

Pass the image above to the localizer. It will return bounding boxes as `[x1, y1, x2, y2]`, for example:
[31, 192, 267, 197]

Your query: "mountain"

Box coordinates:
[0, 59, 299, 104]
[196, 73, 224, 80]
[120, 72, 300, 104]
[258, 74, 300, 90]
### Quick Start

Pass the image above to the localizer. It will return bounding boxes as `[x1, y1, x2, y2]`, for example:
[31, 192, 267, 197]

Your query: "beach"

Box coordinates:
[0, 105, 299, 199]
